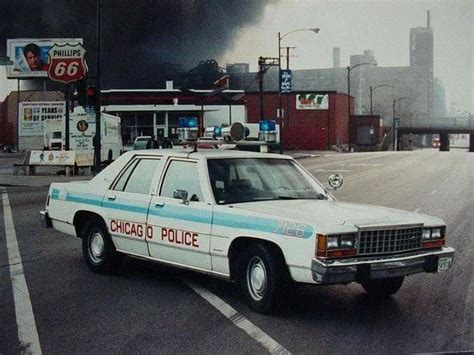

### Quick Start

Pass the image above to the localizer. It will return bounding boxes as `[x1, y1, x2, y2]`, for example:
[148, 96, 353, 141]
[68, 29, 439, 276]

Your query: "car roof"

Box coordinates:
[122, 147, 293, 160]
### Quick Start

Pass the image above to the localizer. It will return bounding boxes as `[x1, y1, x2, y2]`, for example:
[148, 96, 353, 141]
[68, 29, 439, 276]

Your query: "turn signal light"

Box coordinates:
[316, 234, 357, 259]
[316, 234, 327, 258]
[422, 239, 445, 249]
[327, 249, 357, 258]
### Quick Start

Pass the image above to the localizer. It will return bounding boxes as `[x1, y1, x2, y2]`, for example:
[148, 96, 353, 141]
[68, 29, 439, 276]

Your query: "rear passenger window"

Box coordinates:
[113, 158, 160, 194]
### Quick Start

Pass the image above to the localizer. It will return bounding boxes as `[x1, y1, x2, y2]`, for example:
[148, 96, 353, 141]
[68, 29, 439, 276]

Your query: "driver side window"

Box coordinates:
[160, 160, 203, 202]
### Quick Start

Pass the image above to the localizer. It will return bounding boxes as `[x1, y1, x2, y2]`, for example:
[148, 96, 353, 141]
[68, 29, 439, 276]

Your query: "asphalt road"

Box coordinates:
[1, 149, 472, 354]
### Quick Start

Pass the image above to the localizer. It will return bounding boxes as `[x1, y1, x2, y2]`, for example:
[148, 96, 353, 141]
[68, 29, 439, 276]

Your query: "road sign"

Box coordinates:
[48, 43, 88, 84]
[280, 69, 292, 93]
[394, 117, 400, 129]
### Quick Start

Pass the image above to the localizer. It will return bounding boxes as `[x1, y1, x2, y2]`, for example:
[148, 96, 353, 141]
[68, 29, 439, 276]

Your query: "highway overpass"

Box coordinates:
[397, 116, 474, 151]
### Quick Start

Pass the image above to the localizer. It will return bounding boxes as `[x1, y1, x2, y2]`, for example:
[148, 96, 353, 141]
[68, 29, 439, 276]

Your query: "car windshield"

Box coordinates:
[207, 158, 330, 205]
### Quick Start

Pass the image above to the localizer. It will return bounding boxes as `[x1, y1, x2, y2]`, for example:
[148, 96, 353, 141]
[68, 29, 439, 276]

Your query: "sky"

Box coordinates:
[1, 0, 472, 113]
[220, 0, 473, 114]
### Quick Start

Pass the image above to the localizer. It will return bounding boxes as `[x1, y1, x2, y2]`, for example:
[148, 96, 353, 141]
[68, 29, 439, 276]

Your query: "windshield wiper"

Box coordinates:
[277, 194, 328, 200]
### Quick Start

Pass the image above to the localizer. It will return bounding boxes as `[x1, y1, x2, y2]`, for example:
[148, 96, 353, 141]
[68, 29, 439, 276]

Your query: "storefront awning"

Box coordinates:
[103, 104, 221, 112]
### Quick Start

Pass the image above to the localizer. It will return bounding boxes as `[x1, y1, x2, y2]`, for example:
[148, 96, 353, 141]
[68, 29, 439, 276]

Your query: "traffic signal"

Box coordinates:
[74, 79, 87, 107]
[87, 86, 96, 108]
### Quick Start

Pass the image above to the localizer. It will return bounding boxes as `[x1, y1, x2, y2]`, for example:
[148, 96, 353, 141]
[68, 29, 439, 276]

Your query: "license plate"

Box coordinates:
[437, 256, 453, 272]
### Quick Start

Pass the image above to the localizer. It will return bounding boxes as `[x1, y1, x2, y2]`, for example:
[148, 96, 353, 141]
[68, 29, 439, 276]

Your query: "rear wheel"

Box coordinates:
[240, 243, 289, 314]
[361, 277, 404, 298]
[82, 218, 121, 273]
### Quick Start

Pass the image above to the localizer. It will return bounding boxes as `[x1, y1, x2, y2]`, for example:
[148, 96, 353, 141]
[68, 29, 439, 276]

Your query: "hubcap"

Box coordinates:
[247, 256, 267, 301]
[89, 231, 105, 263]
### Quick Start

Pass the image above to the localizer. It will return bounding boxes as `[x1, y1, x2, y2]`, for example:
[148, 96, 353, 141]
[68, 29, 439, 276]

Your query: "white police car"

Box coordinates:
[40, 121, 454, 314]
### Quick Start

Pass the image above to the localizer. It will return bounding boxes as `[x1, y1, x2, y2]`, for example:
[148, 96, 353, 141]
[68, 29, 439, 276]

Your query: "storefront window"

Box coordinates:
[121, 113, 154, 145]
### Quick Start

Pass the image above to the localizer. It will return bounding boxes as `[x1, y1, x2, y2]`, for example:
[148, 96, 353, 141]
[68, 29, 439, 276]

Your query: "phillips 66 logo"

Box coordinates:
[48, 43, 88, 83]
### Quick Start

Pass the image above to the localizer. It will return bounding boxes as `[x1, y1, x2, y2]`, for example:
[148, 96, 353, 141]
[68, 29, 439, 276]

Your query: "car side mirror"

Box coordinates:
[327, 173, 344, 191]
[173, 189, 189, 205]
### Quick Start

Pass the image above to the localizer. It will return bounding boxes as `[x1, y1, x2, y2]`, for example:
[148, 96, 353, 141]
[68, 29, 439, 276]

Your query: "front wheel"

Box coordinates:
[82, 218, 121, 273]
[240, 243, 289, 314]
[361, 277, 404, 298]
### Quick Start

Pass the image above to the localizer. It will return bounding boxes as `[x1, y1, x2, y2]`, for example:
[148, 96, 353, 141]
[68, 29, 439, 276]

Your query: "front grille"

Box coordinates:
[358, 226, 422, 256]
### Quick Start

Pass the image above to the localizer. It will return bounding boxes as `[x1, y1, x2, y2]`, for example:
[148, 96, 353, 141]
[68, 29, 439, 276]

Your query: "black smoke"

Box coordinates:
[0, 0, 276, 89]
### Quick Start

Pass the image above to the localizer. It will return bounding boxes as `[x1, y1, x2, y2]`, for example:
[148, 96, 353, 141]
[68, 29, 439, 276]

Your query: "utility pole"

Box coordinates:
[258, 56, 279, 121]
[94, 0, 102, 174]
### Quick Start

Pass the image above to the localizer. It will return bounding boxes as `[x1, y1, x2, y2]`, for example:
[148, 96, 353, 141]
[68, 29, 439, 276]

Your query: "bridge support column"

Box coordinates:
[439, 133, 449, 151]
[470, 134, 474, 152]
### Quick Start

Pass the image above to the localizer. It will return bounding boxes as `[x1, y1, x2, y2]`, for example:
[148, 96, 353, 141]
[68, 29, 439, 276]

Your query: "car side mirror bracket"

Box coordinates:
[173, 189, 189, 205]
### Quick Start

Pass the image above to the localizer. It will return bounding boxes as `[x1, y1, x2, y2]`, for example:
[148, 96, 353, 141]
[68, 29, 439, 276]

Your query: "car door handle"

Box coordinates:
[155, 202, 165, 208]
[107, 195, 116, 201]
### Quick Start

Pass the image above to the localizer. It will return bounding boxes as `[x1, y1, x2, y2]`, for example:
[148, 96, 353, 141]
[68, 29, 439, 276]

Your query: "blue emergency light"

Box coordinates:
[259, 119, 276, 132]
[258, 119, 277, 142]
[178, 117, 199, 141]
[179, 117, 198, 128]
[213, 126, 222, 137]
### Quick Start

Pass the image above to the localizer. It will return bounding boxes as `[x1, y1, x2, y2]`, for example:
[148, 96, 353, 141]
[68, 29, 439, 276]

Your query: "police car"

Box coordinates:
[40, 119, 454, 314]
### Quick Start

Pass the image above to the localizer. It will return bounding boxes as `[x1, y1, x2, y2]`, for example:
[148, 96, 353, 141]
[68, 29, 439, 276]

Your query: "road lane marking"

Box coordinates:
[185, 279, 290, 355]
[310, 169, 352, 172]
[1, 188, 42, 354]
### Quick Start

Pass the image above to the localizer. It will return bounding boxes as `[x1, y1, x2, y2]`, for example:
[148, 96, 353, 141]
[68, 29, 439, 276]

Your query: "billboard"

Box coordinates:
[296, 94, 329, 110]
[6, 38, 83, 79]
[19, 101, 65, 136]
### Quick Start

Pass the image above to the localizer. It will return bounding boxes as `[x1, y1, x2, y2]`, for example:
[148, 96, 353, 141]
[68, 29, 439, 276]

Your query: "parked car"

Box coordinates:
[133, 136, 151, 150]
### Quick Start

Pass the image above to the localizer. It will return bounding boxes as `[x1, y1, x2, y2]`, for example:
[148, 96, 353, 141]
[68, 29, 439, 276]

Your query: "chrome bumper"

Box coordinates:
[311, 247, 455, 284]
[39, 210, 52, 228]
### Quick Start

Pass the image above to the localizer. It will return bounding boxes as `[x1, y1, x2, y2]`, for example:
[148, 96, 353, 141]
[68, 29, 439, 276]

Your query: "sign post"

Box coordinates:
[393, 117, 400, 151]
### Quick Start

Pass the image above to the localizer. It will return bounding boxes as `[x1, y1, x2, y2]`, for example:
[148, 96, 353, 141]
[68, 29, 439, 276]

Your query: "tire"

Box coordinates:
[361, 277, 404, 298]
[82, 218, 121, 273]
[239, 242, 289, 314]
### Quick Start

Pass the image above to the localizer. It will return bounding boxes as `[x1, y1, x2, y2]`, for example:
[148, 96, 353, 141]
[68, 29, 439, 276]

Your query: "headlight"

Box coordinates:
[316, 233, 357, 259]
[431, 228, 442, 239]
[340, 235, 355, 248]
[422, 229, 431, 240]
[327, 236, 339, 249]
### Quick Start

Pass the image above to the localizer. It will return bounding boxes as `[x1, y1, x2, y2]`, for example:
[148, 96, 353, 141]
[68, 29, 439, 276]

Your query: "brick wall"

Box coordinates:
[244, 91, 351, 150]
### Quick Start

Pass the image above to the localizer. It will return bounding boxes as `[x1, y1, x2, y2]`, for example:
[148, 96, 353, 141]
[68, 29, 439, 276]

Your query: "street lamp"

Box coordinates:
[370, 84, 395, 115]
[392, 97, 415, 151]
[278, 28, 319, 153]
[347, 62, 376, 151]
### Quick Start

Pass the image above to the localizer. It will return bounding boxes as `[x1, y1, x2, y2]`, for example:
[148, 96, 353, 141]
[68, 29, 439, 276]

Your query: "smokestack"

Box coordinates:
[427, 10, 430, 27]
[333, 47, 340, 68]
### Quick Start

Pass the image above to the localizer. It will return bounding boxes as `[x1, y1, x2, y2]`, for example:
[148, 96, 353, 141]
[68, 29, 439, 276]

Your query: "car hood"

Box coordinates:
[231, 200, 444, 233]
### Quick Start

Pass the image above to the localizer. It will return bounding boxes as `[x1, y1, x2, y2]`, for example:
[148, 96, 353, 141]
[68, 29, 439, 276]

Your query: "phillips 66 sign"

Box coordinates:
[48, 42, 88, 83]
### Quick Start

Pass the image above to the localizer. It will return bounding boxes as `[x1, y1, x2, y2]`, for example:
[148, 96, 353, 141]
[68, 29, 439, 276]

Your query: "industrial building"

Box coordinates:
[229, 11, 441, 135]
